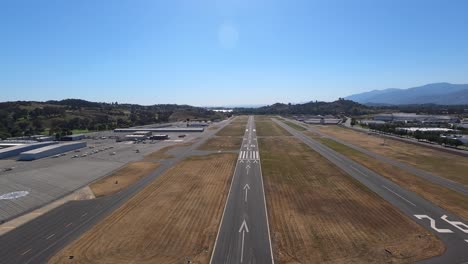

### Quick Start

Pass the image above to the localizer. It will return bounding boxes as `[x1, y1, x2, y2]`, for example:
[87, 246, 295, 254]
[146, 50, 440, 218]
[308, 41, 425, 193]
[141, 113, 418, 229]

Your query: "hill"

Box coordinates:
[346, 83, 468, 105]
[234, 99, 374, 115]
[0, 99, 226, 139]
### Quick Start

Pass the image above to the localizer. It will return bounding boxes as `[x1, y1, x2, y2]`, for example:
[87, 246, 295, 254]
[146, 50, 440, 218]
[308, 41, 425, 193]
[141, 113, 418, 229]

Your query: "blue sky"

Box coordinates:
[1, 0, 467, 106]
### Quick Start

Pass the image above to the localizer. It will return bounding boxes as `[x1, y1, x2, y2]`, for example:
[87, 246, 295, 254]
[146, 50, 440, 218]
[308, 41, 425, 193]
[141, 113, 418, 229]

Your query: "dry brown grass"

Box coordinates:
[256, 119, 292, 137]
[315, 137, 468, 220]
[90, 162, 160, 197]
[216, 120, 246, 136]
[260, 136, 443, 263]
[49, 153, 237, 264]
[198, 136, 242, 151]
[315, 125, 468, 185]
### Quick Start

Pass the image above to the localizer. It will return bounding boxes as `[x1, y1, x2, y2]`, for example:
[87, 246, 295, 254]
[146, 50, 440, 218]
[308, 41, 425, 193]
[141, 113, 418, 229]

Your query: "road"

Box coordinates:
[0, 119, 233, 264]
[286, 118, 467, 195]
[211, 116, 274, 264]
[275, 118, 468, 264]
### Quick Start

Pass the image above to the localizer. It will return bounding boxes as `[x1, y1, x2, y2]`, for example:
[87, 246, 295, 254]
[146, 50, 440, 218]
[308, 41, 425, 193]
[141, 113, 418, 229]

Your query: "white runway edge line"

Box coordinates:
[256, 118, 275, 264]
[382, 185, 417, 207]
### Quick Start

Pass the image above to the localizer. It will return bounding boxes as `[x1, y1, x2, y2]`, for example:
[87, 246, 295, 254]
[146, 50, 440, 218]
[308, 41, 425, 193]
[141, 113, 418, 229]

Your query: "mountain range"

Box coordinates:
[345, 83, 468, 105]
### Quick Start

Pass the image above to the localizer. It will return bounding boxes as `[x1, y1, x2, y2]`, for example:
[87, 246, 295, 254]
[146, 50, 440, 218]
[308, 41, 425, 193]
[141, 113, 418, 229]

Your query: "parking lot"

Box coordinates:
[0, 129, 202, 222]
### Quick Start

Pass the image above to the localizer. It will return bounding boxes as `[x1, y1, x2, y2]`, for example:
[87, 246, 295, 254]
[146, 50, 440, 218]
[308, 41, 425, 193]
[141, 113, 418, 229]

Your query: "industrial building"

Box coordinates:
[374, 113, 459, 124]
[18, 141, 87, 161]
[114, 127, 204, 133]
[302, 115, 341, 125]
[0, 141, 57, 159]
[124, 134, 148, 141]
[149, 134, 169, 140]
[133, 131, 152, 136]
[61, 134, 85, 141]
[187, 122, 209, 127]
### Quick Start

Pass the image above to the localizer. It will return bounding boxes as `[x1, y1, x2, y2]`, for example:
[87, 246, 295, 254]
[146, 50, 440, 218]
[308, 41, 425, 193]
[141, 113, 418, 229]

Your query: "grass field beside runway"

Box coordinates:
[89, 144, 188, 197]
[216, 116, 247, 136]
[314, 136, 468, 220]
[49, 153, 237, 264]
[315, 125, 468, 186]
[90, 161, 160, 197]
[255, 118, 292, 137]
[198, 136, 243, 151]
[259, 136, 443, 263]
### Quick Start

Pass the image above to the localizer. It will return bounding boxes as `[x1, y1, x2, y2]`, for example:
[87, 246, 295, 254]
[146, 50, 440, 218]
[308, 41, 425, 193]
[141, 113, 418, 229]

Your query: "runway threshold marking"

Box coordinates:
[20, 248, 32, 255]
[46, 233, 55, 240]
[382, 185, 416, 207]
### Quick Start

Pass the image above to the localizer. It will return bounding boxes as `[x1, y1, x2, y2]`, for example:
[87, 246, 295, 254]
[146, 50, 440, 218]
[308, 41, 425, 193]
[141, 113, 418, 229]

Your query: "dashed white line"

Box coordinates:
[382, 185, 416, 207]
[46, 233, 55, 240]
[81, 212, 88, 218]
[65, 222, 73, 228]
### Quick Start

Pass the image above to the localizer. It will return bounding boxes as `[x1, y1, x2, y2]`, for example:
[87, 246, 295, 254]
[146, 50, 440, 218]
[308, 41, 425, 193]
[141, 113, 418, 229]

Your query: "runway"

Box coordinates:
[211, 116, 274, 264]
[275, 118, 468, 264]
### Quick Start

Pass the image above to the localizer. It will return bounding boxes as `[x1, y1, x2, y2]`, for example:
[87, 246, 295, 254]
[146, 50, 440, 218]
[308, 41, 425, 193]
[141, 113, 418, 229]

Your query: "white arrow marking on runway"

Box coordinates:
[246, 164, 251, 174]
[243, 184, 250, 202]
[239, 219, 249, 263]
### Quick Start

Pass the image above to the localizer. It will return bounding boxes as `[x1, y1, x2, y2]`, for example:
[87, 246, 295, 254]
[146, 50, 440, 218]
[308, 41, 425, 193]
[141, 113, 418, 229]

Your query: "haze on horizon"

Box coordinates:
[1, 0, 468, 106]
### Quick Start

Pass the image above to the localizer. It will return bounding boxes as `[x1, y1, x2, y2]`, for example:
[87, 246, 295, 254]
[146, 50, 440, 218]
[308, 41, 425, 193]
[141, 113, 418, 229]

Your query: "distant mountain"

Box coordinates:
[345, 83, 468, 105]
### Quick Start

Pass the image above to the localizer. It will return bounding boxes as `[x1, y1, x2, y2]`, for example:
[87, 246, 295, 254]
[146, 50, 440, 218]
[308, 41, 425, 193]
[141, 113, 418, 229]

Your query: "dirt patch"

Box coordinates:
[259, 136, 443, 263]
[49, 153, 237, 264]
[315, 125, 468, 185]
[317, 137, 468, 220]
[198, 136, 243, 151]
[256, 119, 292, 137]
[90, 162, 160, 197]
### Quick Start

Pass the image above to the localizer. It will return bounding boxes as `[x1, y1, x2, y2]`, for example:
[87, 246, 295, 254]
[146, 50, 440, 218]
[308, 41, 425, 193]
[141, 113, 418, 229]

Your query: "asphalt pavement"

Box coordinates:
[211, 116, 274, 264]
[275, 118, 468, 264]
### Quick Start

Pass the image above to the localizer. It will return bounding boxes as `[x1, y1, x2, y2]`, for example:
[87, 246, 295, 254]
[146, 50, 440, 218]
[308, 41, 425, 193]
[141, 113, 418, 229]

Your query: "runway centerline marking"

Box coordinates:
[65, 222, 73, 228]
[81, 212, 88, 218]
[382, 185, 416, 207]
[45, 233, 55, 240]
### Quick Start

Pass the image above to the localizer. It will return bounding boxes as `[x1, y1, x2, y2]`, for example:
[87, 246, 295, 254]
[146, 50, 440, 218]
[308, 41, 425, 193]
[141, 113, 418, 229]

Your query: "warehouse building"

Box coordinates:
[0, 141, 57, 159]
[18, 141, 87, 161]
[61, 134, 85, 141]
[374, 113, 459, 124]
[149, 134, 169, 140]
[114, 127, 204, 133]
[133, 131, 152, 136]
[124, 134, 148, 141]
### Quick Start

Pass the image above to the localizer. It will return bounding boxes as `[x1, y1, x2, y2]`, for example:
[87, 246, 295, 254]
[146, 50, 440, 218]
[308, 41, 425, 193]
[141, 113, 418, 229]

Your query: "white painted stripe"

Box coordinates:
[256, 151, 259, 160]
[21, 248, 32, 255]
[382, 185, 416, 207]
[242, 151, 246, 159]
[46, 233, 55, 240]
[239, 152, 242, 159]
